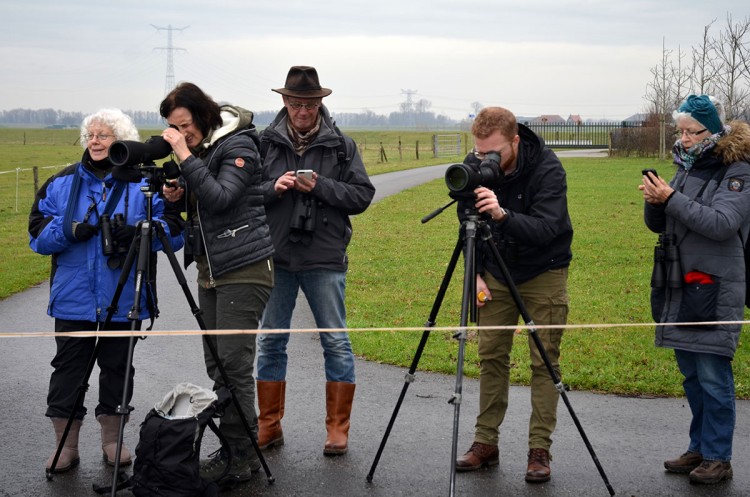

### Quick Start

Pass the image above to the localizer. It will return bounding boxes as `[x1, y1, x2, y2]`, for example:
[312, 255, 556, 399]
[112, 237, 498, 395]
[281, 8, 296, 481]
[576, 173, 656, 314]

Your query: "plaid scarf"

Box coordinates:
[287, 115, 322, 156]
[672, 125, 729, 170]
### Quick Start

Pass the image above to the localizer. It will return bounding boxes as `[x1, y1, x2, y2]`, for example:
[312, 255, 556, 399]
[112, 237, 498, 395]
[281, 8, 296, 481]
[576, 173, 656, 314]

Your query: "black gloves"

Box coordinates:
[73, 222, 98, 242]
[113, 224, 137, 247]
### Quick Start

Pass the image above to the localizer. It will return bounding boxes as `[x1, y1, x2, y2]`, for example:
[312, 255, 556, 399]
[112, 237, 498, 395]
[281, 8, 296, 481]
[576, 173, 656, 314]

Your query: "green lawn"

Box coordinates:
[2, 128, 748, 398]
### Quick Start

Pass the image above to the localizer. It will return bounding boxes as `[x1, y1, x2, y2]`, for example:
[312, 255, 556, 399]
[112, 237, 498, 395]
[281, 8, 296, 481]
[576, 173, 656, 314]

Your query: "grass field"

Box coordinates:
[2, 128, 748, 398]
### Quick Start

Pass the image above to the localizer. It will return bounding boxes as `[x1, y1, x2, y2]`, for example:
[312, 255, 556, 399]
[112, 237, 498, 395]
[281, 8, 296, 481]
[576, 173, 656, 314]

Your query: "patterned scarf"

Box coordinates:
[287, 115, 322, 156]
[672, 125, 730, 170]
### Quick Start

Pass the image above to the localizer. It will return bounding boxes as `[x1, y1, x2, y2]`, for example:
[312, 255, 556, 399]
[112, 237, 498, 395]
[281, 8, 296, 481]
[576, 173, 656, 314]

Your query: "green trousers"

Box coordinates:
[474, 268, 568, 451]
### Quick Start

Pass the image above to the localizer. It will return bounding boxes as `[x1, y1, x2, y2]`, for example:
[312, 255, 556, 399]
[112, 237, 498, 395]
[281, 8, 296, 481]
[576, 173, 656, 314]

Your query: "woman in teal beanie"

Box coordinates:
[640, 94, 750, 485]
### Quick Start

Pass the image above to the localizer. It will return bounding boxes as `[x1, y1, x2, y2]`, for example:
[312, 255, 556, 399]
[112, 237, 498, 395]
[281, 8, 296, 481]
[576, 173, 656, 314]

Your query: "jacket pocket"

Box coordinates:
[676, 280, 719, 328]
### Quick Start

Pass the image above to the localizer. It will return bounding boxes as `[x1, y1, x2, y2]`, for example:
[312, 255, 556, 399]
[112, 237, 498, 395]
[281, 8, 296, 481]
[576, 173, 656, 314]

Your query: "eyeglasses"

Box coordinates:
[83, 133, 115, 141]
[472, 144, 509, 161]
[676, 128, 708, 138]
[287, 101, 320, 111]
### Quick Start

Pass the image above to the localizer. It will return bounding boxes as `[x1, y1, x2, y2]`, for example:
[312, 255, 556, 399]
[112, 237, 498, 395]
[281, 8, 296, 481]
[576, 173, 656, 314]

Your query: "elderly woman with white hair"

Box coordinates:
[640, 95, 750, 485]
[29, 108, 183, 473]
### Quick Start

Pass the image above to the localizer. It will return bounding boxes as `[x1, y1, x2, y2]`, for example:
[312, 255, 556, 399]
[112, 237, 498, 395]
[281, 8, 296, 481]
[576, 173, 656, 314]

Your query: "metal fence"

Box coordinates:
[523, 121, 644, 148]
[0, 164, 68, 214]
[432, 133, 463, 157]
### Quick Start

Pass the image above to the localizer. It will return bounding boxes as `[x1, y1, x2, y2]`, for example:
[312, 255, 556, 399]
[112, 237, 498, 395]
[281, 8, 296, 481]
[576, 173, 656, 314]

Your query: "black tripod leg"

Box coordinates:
[483, 226, 615, 496]
[366, 233, 464, 483]
[108, 221, 152, 497]
[154, 222, 275, 484]
[447, 217, 477, 497]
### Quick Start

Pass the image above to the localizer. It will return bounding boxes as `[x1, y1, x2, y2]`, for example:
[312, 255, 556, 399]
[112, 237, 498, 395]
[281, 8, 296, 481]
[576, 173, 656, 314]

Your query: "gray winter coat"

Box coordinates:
[645, 120, 750, 358]
[259, 105, 375, 272]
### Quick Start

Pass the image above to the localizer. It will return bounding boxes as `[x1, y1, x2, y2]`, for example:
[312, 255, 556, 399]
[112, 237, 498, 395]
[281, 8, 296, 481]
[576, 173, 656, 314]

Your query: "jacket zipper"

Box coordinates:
[196, 200, 215, 287]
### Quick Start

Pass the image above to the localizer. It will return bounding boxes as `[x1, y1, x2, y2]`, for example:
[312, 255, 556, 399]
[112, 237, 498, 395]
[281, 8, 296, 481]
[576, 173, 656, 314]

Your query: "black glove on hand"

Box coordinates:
[113, 224, 137, 247]
[73, 222, 98, 242]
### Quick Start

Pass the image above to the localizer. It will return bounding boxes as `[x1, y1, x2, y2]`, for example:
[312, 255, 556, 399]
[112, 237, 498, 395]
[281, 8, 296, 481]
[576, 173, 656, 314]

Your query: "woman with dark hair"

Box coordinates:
[160, 82, 274, 490]
[641, 95, 750, 485]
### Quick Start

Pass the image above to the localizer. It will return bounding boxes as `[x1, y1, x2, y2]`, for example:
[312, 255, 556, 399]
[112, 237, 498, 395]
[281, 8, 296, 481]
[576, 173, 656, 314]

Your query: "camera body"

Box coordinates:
[445, 152, 502, 195]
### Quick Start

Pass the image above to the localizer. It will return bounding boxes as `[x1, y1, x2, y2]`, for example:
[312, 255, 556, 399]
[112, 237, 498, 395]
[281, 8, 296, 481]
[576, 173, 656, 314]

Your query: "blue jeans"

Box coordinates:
[674, 349, 735, 462]
[257, 267, 355, 383]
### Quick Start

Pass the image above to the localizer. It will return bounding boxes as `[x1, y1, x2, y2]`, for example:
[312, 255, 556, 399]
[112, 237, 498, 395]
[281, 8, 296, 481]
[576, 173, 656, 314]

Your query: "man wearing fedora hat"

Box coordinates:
[256, 66, 375, 456]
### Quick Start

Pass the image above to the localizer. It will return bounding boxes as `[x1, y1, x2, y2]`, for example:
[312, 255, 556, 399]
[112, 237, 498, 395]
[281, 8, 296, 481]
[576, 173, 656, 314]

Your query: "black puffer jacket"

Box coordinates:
[180, 106, 274, 282]
[259, 105, 374, 272]
[458, 123, 573, 284]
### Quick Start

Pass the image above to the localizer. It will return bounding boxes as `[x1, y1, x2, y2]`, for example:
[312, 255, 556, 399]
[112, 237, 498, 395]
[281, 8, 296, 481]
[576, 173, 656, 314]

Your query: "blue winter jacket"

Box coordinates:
[29, 161, 184, 323]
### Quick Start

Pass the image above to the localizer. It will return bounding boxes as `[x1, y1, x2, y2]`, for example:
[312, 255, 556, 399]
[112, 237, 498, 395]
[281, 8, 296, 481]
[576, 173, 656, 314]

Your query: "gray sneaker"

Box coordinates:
[200, 447, 260, 489]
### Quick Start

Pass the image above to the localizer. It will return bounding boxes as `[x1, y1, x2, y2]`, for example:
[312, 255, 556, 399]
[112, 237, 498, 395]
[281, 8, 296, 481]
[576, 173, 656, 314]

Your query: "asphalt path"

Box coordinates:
[2, 154, 750, 497]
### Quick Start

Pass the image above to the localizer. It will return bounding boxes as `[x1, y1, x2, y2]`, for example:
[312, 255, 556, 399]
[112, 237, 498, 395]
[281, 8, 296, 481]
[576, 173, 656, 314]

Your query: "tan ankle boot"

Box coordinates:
[97, 414, 131, 466]
[323, 382, 355, 455]
[257, 380, 285, 449]
[46, 417, 82, 472]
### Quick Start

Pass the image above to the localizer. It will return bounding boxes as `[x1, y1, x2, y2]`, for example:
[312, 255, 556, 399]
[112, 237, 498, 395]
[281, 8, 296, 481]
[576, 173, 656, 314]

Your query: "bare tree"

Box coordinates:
[710, 14, 750, 119]
[671, 45, 692, 111]
[644, 38, 674, 159]
[691, 20, 717, 94]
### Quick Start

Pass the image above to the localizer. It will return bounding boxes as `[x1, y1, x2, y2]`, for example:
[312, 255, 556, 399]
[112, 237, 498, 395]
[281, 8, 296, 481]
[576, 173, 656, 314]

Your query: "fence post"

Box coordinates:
[416, 140, 419, 160]
[398, 136, 402, 161]
[33, 166, 39, 193]
[379, 142, 388, 163]
[432, 134, 437, 158]
[15, 168, 21, 213]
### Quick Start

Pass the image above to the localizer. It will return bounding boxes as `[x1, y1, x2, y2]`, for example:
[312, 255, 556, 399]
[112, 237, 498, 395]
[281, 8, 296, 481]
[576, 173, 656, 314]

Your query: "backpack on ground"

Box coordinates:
[130, 383, 232, 497]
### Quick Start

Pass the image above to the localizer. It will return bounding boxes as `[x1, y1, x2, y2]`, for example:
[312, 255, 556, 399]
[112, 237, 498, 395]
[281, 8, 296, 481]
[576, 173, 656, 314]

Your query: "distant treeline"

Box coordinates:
[0, 108, 467, 129]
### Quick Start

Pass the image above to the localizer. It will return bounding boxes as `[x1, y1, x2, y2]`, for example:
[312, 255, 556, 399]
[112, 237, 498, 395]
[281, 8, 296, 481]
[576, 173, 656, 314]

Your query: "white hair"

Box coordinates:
[80, 108, 140, 149]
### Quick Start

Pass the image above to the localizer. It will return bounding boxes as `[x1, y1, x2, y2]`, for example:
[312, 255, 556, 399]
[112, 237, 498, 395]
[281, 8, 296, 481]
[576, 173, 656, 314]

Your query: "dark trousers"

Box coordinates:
[199, 283, 271, 446]
[47, 319, 140, 419]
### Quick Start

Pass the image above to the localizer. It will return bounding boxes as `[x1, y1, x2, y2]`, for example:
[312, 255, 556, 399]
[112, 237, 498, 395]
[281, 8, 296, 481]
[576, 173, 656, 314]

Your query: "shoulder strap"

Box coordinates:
[333, 125, 351, 181]
[62, 168, 83, 242]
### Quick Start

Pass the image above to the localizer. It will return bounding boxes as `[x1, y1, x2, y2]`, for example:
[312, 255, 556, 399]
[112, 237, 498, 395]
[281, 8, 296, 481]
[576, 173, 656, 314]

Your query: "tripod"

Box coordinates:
[367, 203, 615, 497]
[45, 167, 274, 495]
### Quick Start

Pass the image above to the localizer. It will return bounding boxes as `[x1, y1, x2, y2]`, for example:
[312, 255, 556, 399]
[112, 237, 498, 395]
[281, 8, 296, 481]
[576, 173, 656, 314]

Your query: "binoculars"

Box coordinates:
[652, 233, 682, 288]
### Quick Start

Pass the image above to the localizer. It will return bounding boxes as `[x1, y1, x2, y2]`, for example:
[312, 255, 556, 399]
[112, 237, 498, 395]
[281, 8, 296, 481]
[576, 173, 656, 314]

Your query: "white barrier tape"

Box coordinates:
[2, 320, 749, 339]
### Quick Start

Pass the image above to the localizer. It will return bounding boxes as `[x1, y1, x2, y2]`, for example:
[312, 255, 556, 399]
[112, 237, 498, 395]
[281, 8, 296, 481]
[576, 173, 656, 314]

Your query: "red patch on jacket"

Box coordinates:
[235, 158, 245, 168]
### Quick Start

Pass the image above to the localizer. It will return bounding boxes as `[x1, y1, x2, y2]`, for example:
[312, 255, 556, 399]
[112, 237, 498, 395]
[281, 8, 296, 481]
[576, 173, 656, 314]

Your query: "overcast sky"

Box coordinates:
[1, 1, 748, 121]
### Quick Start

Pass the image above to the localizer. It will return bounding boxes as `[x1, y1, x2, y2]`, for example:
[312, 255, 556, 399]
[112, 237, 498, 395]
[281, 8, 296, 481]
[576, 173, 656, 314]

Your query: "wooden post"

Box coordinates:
[416, 140, 419, 160]
[398, 136, 402, 161]
[379, 142, 388, 163]
[33, 166, 39, 193]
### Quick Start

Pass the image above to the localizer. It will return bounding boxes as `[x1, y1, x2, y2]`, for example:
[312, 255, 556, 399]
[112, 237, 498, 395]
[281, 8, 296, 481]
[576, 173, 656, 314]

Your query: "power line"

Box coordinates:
[151, 24, 189, 96]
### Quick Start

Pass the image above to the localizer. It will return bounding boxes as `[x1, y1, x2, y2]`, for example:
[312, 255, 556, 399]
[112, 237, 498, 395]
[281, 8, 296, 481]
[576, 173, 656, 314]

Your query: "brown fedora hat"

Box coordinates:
[272, 66, 332, 98]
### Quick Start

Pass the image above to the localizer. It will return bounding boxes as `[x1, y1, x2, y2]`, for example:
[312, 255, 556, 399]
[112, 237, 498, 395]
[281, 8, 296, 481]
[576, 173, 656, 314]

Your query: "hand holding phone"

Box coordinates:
[296, 169, 314, 181]
[642, 168, 659, 184]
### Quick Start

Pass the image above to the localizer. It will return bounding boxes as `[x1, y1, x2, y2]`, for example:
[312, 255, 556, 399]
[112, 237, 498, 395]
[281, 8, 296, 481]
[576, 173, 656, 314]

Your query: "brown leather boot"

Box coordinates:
[526, 448, 551, 483]
[46, 418, 82, 473]
[456, 442, 499, 471]
[323, 382, 355, 455]
[689, 460, 733, 484]
[97, 414, 131, 466]
[257, 380, 286, 449]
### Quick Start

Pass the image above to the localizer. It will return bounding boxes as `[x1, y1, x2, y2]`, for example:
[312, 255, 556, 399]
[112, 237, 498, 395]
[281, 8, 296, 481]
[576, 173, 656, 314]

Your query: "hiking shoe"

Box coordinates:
[664, 451, 703, 474]
[200, 447, 260, 489]
[525, 448, 551, 483]
[689, 460, 733, 485]
[455, 442, 499, 472]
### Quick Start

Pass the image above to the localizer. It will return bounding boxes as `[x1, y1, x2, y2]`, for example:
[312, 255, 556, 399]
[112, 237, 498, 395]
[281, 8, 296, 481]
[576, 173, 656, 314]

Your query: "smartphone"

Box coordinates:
[642, 168, 659, 183]
[296, 169, 314, 181]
